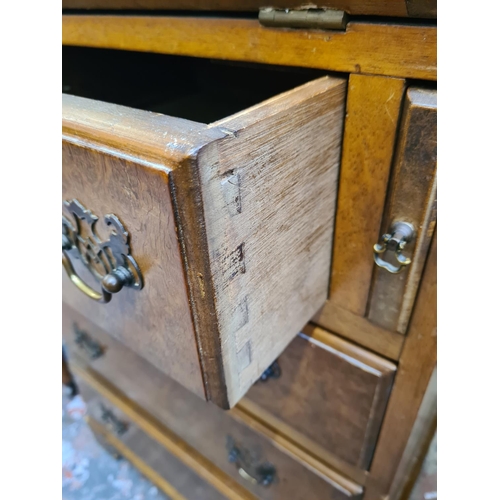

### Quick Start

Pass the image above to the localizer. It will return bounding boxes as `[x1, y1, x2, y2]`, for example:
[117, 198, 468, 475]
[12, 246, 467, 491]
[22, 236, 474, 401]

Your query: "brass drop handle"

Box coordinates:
[62, 199, 143, 304]
[373, 222, 415, 274]
[73, 323, 104, 360]
[226, 437, 276, 487]
[62, 246, 134, 304]
[100, 403, 128, 436]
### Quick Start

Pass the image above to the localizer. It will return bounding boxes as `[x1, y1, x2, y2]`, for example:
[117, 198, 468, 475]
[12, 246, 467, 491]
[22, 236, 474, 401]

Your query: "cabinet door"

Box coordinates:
[367, 88, 437, 333]
[315, 80, 436, 351]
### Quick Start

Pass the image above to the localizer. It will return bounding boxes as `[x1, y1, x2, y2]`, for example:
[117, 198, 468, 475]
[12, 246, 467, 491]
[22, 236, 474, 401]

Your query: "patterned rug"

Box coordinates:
[62, 387, 168, 500]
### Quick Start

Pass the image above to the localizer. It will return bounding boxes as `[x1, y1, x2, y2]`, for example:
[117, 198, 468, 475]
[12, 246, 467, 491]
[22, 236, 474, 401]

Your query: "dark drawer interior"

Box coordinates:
[63, 46, 335, 123]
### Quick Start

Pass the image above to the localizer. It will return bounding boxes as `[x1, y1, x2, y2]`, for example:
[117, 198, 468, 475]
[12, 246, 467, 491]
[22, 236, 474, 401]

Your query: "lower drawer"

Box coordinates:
[63, 303, 363, 500]
[245, 326, 396, 469]
[75, 375, 228, 500]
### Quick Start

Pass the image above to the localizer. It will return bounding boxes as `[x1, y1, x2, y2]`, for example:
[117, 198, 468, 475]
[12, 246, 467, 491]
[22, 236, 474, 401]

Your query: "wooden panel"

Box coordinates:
[62, 0, 416, 18]
[62, 96, 226, 399]
[245, 325, 395, 469]
[364, 231, 437, 500]
[389, 367, 436, 500]
[406, 0, 437, 18]
[233, 400, 368, 487]
[63, 309, 364, 500]
[327, 74, 406, 317]
[62, 16, 437, 81]
[66, 326, 255, 500]
[367, 88, 437, 333]
[197, 77, 345, 405]
[76, 379, 231, 500]
[312, 304, 403, 361]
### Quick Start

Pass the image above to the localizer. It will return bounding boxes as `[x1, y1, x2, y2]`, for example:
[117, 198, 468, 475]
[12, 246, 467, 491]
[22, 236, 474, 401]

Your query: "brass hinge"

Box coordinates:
[258, 7, 347, 31]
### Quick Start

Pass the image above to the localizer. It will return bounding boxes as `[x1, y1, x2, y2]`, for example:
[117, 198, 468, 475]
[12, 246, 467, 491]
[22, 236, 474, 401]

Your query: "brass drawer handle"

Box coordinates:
[100, 403, 128, 436]
[373, 222, 415, 274]
[226, 436, 276, 487]
[259, 361, 281, 382]
[62, 199, 143, 303]
[73, 323, 104, 360]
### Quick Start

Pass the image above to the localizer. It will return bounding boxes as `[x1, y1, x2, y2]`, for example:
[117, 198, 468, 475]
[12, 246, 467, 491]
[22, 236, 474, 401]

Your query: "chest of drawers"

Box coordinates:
[62, 7, 437, 500]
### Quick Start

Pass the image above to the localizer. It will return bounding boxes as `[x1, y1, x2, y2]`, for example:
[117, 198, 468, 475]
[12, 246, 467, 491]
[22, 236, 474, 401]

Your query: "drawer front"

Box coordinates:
[245, 326, 396, 469]
[63, 304, 363, 500]
[63, 74, 346, 408]
[62, 135, 206, 399]
[75, 376, 229, 500]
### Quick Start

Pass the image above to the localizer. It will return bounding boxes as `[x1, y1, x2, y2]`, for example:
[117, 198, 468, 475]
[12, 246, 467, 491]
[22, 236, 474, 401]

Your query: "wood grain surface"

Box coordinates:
[62, 100, 212, 397]
[233, 400, 368, 487]
[312, 303, 404, 360]
[66, 327, 363, 500]
[244, 325, 396, 470]
[406, 0, 437, 17]
[72, 365, 254, 500]
[367, 88, 437, 333]
[198, 77, 345, 405]
[62, 0, 435, 18]
[388, 366, 436, 500]
[364, 231, 437, 500]
[62, 16, 437, 81]
[327, 74, 406, 317]
[63, 93, 223, 165]
[77, 379, 230, 500]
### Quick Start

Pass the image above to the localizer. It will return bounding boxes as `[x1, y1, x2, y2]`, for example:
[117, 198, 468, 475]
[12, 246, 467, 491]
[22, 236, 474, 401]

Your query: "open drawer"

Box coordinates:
[62, 47, 346, 408]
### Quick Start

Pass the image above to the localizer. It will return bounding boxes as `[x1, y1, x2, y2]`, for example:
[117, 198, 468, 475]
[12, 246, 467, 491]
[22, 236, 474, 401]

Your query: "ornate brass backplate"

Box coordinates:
[62, 199, 143, 303]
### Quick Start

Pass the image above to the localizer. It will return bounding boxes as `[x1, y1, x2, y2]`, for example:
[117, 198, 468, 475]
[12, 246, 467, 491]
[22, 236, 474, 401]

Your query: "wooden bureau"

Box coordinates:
[62, 5, 437, 500]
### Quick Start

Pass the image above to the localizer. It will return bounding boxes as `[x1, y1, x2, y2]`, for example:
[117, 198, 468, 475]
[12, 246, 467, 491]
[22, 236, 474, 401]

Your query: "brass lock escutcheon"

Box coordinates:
[226, 436, 276, 487]
[73, 323, 104, 360]
[62, 199, 143, 303]
[100, 403, 128, 436]
[373, 222, 415, 274]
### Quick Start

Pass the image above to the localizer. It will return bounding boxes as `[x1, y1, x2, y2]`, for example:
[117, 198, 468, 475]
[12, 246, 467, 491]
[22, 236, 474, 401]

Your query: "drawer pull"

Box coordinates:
[62, 199, 143, 303]
[100, 403, 128, 436]
[73, 323, 104, 360]
[373, 221, 415, 274]
[259, 361, 281, 382]
[226, 436, 276, 487]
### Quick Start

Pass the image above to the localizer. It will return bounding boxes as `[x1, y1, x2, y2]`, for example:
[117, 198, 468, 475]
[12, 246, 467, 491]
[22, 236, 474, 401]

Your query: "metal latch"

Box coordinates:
[373, 222, 415, 274]
[259, 7, 347, 30]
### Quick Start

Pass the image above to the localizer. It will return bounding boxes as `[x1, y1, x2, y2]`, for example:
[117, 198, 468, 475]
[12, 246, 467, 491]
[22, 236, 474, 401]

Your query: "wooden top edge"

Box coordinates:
[61, 0, 430, 18]
[301, 324, 397, 374]
[62, 93, 224, 167]
[62, 16, 436, 81]
[211, 76, 346, 130]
